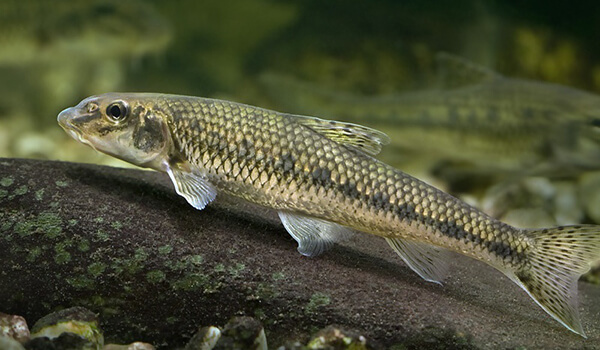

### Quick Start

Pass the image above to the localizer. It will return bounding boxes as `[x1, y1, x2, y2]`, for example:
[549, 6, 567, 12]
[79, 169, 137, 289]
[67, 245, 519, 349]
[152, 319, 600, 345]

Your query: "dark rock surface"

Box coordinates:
[1, 158, 600, 349]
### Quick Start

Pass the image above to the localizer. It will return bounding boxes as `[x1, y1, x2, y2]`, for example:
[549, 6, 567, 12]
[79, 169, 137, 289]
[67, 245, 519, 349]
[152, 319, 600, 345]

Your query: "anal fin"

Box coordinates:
[278, 211, 354, 257]
[386, 238, 450, 285]
[166, 164, 217, 210]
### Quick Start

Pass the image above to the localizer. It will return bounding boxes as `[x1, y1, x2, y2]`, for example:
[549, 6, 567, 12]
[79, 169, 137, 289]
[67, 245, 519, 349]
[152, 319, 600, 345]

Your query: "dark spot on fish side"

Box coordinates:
[133, 114, 165, 152]
[280, 153, 295, 173]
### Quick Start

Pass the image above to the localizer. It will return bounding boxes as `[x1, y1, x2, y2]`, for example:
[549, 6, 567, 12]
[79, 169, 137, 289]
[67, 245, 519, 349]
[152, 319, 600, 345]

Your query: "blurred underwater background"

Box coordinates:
[3, 0, 600, 233]
[5, 1, 600, 348]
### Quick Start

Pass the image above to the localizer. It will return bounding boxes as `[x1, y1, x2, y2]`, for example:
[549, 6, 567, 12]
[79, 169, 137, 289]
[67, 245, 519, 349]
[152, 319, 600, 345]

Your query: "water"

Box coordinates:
[1, 0, 600, 229]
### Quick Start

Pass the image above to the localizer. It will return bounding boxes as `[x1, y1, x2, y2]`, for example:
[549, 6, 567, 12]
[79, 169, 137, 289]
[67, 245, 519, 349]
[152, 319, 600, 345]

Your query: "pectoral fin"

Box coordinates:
[278, 211, 354, 257]
[386, 238, 449, 285]
[166, 165, 217, 210]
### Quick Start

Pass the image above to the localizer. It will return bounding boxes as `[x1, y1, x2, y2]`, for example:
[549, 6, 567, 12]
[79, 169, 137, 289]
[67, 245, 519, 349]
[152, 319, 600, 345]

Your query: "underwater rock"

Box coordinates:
[211, 317, 266, 350]
[306, 326, 377, 350]
[0, 312, 30, 343]
[184, 317, 265, 350]
[185, 326, 221, 350]
[30, 307, 103, 349]
[1, 158, 600, 349]
[103, 342, 155, 350]
[25, 332, 97, 350]
[0, 335, 26, 350]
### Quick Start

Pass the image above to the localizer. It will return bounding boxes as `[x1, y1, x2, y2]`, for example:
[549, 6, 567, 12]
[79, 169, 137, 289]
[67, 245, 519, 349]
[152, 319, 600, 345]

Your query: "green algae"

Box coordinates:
[146, 270, 166, 284]
[1, 220, 13, 232]
[55, 180, 69, 187]
[214, 263, 226, 273]
[94, 229, 110, 242]
[305, 292, 331, 315]
[11, 211, 63, 238]
[158, 245, 173, 255]
[254, 282, 279, 300]
[272, 271, 285, 281]
[0, 189, 8, 199]
[187, 254, 203, 266]
[14, 185, 28, 196]
[171, 272, 211, 292]
[227, 263, 245, 278]
[0, 177, 14, 187]
[66, 276, 96, 290]
[94, 217, 105, 224]
[15, 221, 35, 237]
[26, 247, 42, 262]
[77, 238, 91, 252]
[110, 221, 123, 230]
[115, 248, 149, 275]
[88, 262, 107, 278]
[54, 242, 72, 264]
[164, 254, 203, 271]
[134, 248, 148, 262]
[39, 213, 63, 238]
[35, 188, 45, 201]
[166, 316, 179, 325]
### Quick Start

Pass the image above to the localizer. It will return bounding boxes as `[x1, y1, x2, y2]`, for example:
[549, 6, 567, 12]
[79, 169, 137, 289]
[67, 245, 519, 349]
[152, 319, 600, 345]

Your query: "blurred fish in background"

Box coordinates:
[0, 0, 171, 163]
[257, 54, 600, 227]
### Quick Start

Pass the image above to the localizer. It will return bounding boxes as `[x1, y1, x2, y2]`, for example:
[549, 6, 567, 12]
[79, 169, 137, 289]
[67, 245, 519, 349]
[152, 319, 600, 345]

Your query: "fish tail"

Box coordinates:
[508, 225, 600, 337]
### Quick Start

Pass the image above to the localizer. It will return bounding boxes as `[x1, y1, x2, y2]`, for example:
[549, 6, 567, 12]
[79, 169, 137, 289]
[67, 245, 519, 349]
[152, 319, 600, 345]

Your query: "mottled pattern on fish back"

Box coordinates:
[156, 95, 528, 269]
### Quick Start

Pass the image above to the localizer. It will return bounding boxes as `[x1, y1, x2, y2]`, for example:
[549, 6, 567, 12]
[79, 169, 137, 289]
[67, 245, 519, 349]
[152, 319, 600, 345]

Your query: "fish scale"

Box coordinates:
[58, 92, 600, 336]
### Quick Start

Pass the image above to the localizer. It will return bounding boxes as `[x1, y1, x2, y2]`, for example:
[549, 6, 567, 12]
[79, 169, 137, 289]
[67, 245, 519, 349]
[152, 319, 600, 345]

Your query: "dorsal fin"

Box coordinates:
[435, 52, 501, 89]
[291, 114, 390, 156]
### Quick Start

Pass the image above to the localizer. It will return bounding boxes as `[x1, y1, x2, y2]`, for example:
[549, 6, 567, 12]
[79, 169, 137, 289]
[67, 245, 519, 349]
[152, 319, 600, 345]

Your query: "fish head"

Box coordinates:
[58, 93, 170, 169]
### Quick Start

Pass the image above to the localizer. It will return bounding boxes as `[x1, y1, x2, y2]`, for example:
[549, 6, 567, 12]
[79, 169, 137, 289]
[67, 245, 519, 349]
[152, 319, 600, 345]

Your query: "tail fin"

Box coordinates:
[508, 226, 600, 337]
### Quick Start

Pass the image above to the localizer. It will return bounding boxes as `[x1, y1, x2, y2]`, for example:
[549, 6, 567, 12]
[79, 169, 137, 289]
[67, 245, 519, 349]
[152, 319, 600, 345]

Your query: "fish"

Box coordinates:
[58, 92, 600, 336]
[0, 0, 171, 65]
[259, 54, 600, 175]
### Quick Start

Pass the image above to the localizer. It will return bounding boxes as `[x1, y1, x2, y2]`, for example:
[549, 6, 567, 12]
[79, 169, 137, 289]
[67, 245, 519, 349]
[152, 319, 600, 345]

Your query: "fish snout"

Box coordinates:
[57, 107, 76, 129]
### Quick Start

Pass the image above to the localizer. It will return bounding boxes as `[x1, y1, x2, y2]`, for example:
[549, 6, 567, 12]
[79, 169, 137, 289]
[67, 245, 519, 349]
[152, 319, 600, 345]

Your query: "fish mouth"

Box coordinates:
[57, 108, 98, 152]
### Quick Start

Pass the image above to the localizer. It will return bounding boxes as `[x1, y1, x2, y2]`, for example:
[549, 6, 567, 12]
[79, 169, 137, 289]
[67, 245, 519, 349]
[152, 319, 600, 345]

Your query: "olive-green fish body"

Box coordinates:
[58, 92, 600, 336]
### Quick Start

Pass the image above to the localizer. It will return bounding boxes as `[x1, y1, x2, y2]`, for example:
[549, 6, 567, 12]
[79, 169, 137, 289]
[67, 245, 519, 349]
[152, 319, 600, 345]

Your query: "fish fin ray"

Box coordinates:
[166, 164, 217, 210]
[291, 114, 390, 156]
[435, 52, 501, 89]
[278, 211, 354, 257]
[508, 225, 600, 337]
[386, 238, 449, 285]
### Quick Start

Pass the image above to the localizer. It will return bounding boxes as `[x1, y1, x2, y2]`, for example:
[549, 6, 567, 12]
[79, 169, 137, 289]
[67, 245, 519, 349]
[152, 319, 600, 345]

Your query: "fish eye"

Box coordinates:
[106, 100, 129, 122]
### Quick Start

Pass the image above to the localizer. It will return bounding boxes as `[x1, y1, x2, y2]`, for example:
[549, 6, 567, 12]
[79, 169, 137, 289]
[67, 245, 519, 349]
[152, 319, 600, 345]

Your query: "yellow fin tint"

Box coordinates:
[291, 114, 390, 156]
[508, 225, 600, 337]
